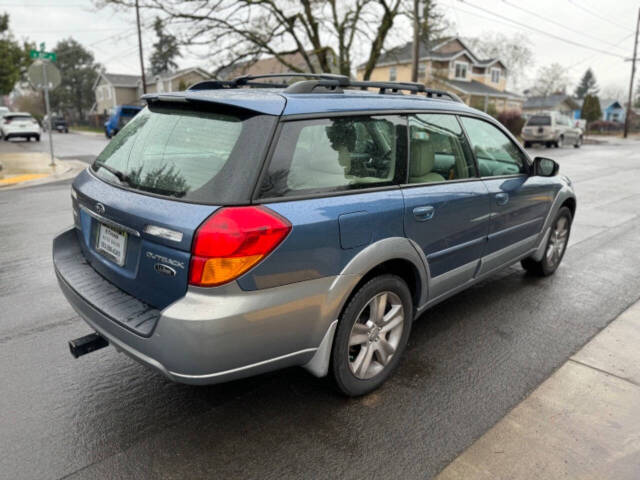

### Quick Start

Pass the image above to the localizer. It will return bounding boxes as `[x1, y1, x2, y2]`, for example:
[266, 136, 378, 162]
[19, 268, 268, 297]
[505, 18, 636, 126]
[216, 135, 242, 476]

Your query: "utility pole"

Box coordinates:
[623, 7, 639, 138]
[411, 0, 420, 82]
[135, 0, 147, 94]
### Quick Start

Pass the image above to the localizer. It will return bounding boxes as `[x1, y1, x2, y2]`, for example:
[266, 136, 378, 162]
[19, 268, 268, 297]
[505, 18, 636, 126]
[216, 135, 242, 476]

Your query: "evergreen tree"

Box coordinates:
[581, 94, 602, 125]
[0, 13, 31, 95]
[149, 17, 180, 75]
[574, 68, 599, 99]
[50, 39, 99, 121]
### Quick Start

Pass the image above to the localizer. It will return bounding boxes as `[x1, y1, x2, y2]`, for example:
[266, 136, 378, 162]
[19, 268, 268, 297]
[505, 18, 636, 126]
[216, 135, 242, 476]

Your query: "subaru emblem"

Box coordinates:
[154, 263, 177, 277]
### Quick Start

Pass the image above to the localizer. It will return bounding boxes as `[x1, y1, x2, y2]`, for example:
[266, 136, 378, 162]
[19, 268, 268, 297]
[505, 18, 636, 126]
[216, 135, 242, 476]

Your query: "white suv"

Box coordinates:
[1, 112, 41, 142]
[522, 111, 582, 149]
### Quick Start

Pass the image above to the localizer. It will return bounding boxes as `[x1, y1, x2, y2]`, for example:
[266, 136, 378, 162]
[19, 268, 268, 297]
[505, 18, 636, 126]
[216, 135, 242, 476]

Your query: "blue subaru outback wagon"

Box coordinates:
[54, 74, 576, 396]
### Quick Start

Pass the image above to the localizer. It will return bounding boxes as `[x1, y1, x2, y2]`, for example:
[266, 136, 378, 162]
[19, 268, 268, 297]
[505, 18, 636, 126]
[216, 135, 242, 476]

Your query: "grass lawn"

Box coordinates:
[70, 125, 103, 134]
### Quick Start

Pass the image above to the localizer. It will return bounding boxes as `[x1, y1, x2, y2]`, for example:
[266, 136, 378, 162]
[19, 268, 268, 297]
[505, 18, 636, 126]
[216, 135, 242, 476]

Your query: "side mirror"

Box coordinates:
[533, 157, 559, 177]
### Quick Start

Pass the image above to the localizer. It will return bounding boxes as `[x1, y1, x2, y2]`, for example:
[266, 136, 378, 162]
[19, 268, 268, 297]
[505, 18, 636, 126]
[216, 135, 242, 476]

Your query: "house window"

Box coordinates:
[96, 87, 103, 101]
[418, 63, 426, 81]
[389, 66, 397, 82]
[491, 68, 500, 83]
[454, 62, 468, 79]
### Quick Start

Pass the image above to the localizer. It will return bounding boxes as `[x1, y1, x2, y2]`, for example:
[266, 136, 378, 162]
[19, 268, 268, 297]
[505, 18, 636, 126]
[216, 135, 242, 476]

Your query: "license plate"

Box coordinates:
[96, 223, 127, 266]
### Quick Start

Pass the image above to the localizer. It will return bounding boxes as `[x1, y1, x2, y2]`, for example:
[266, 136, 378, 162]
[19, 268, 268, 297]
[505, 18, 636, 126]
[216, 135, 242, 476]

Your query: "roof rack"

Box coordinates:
[188, 72, 463, 103]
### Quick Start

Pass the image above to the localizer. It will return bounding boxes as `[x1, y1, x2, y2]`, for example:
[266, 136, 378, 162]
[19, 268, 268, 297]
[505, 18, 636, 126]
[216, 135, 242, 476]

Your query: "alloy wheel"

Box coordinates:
[546, 216, 569, 267]
[348, 291, 404, 380]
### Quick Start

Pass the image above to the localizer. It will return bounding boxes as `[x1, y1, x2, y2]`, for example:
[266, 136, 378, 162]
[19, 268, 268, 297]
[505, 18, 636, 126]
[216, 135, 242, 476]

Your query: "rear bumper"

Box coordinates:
[4, 130, 40, 137]
[521, 133, 555, 142]
[54, 227, 348, 385]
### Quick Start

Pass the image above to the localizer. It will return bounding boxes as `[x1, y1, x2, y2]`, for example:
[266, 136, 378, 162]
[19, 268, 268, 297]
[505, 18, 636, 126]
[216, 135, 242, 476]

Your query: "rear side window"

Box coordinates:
[408, 113, 476, 183]
[526, 115, 551, 126]
[460, 116, 528, 177]
[92, 105, 273, 203]
[258, 115, 405, 199]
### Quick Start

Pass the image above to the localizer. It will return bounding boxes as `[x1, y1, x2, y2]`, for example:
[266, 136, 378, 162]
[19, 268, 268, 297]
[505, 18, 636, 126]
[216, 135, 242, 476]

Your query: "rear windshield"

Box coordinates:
[526, 115, 551, 126]
[92, 105, 272, 203]
[5, 114, 33, 120]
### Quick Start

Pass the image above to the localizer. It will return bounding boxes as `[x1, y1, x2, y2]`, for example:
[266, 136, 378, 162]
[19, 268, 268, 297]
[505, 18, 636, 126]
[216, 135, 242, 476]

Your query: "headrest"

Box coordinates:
[410, 134, 435, 177]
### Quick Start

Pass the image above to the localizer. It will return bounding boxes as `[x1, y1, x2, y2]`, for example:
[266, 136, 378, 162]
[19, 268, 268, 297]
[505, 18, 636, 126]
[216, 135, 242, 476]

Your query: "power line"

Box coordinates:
[566, 32, 636, 70]
[567, 0, 634, 33]
[502, 0, 628, 52]
[457, 0, 627, 60]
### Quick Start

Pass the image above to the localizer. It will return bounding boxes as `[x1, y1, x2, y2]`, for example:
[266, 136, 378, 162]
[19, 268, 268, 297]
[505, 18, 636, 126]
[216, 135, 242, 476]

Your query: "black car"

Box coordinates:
[52, 116, 69, 133]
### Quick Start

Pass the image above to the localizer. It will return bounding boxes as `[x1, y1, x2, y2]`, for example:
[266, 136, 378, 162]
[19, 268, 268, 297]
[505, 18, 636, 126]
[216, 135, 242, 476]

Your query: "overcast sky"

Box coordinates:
[2, 0, 638, 96]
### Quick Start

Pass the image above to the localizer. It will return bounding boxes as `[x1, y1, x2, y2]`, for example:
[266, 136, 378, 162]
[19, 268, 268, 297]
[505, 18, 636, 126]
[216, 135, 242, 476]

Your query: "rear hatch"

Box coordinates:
[73, 99, 280, 309]
[523, 114, 552, 138]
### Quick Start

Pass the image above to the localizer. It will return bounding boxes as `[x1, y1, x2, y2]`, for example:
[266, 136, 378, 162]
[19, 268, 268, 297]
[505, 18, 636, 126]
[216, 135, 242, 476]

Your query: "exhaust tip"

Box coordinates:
[69, 333, 109, 358]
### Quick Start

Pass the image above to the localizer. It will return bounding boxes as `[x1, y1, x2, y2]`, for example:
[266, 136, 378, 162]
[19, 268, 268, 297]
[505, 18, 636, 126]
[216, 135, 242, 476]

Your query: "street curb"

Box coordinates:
[69, 129, 104, 137]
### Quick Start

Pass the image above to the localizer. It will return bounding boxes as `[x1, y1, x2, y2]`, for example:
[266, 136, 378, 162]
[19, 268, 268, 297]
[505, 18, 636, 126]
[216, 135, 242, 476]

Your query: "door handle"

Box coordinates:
[495, 193, 509, 206]
[413, 205, 435, 221]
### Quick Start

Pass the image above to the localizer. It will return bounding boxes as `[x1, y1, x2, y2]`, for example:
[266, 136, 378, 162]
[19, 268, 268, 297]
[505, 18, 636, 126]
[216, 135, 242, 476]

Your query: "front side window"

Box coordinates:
[408, 114, 476, 183]
[258, 116, 405, 199]
[460, 116, 528, 177]
[454, 62, 468, 79]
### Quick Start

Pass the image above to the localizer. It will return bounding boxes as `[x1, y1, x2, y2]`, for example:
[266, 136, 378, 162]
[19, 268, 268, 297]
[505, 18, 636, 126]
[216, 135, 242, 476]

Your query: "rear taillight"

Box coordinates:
[189, 206, 291, 287]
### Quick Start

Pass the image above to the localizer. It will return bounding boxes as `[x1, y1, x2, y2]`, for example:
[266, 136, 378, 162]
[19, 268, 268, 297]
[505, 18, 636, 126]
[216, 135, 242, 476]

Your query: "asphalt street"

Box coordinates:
[2, 130, 108, 163]
[1, 139, 640, 479]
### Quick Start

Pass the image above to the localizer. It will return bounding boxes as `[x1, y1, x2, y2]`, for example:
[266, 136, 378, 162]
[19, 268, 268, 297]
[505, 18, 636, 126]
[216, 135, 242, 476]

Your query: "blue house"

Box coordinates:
[572, 98, 626, 123]
[600, 99, 625, 122]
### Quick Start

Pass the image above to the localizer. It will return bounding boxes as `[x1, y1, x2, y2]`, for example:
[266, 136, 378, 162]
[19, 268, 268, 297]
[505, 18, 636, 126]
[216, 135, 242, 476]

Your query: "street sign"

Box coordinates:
[27, 56, 60, 166]
[29, 50, 56, 62]
[27, 60, 61, 90]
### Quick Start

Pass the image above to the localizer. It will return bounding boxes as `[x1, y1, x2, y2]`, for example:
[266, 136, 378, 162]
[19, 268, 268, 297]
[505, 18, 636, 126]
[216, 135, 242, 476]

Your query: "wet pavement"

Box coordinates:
[1, 130, 108, 164]
[1, 140, 640, 479]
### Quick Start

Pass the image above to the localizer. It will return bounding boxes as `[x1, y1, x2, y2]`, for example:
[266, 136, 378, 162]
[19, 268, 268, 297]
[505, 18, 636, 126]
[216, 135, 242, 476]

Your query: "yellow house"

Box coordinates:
[356, 37, 523, 113]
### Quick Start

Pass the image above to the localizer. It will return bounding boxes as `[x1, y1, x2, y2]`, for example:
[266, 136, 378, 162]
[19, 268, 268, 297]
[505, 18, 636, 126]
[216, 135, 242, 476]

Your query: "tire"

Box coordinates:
[574, 136, 582, 148]
[521, 206, 572, 276]
[105, 128, 111, 139]
[545, 142, 552, 148]
[330, 274, 413, 396]
[555, 136, 563, 148]
[524, 141, 531, 148]
[35, 135, 40, 142]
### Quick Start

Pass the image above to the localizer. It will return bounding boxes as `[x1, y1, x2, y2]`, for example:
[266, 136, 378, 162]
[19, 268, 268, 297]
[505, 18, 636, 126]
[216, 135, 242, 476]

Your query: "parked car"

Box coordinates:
[1, 112, 41, 141]
[104, 105, 142, 138]
[0, 106, 9, 119]
[43, 114, 69, 133]
[54, 74, 576, 396]
[521, 111, 582, 148]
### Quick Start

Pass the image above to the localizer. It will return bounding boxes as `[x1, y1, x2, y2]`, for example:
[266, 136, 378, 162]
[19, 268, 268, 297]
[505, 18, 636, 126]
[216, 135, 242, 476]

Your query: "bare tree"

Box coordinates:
[466, 32, 533, 91]
[97, 0, 407, 79]
[530, 63, 571, 97]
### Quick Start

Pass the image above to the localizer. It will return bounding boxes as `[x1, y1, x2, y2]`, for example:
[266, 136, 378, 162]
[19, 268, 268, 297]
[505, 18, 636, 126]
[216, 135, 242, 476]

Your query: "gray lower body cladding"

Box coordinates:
[54, 227, 355, 384]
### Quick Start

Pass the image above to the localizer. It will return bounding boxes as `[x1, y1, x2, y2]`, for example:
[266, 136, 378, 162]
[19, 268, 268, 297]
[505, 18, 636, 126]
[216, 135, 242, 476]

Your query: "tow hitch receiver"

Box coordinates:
[69, 333, 109, 358]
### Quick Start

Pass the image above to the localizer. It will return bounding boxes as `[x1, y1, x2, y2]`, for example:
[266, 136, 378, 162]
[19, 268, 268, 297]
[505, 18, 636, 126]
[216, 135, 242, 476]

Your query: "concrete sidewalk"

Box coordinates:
[0, 152, 86, 189]
[437, 300, 640, 480]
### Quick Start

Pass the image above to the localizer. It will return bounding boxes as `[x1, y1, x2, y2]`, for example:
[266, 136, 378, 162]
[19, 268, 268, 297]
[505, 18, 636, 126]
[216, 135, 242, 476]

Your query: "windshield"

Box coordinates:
[526, 115, 551, 126]
[92, 106, 246, 200]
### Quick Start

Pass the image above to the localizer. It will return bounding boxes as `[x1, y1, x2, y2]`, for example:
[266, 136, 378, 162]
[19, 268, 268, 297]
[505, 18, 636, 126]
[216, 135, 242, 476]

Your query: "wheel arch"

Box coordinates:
[303, 237, 429, 378]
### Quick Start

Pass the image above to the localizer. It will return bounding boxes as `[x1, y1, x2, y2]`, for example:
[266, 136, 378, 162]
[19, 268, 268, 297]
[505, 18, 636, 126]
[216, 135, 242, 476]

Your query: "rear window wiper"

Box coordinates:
[94, 162, 133, 186]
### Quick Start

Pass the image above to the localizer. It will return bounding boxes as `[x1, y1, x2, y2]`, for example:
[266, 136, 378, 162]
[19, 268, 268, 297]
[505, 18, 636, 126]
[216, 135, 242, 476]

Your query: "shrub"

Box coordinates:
[496, 110, 526, 137]
[588, 120, 622, 133]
